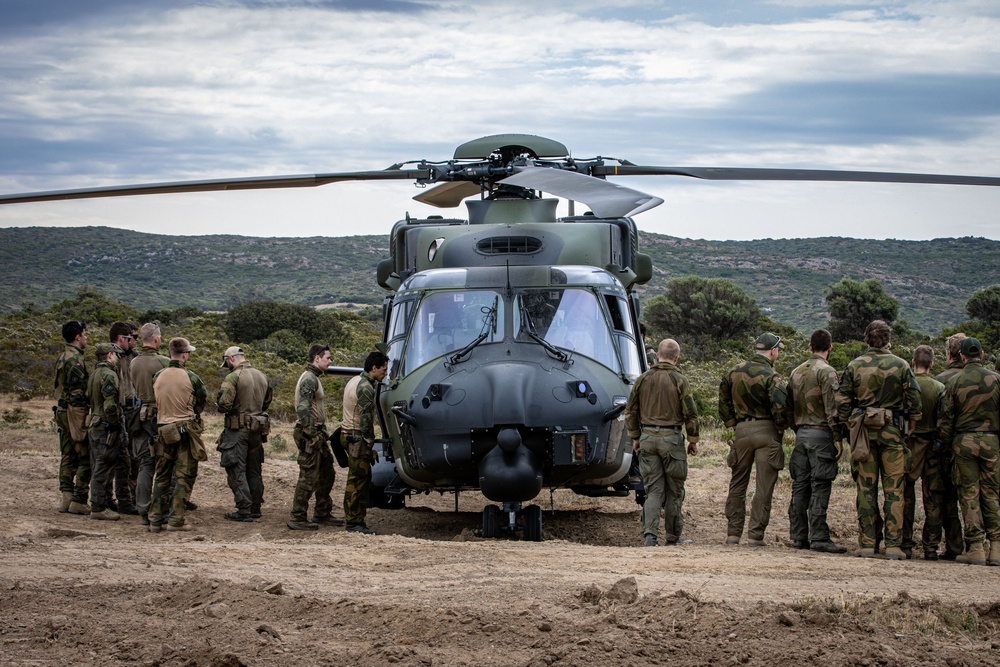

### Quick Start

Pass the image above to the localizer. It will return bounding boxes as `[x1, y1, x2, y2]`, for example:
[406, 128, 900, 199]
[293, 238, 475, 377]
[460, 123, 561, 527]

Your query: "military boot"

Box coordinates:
[957, 543, 987, 565]
[165, 523, 193, 532]
[67, 501, 90, 515]
[884, 547, 907, 560]
[644, 534, 658, 547]
[59, 492, 72, 513]
[287, 520, 318, 531]
[250, 505, 262, 519]
[90, 508, 120, 521]
[311, 515, 345, 527]
[854, 548, 877, 558]
[988, 542, 1000, 567]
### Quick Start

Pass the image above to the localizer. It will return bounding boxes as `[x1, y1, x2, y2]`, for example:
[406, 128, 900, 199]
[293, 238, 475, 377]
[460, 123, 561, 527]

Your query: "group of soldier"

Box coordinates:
[628, 322, 1000, 565]
[53, 319, 388, 534]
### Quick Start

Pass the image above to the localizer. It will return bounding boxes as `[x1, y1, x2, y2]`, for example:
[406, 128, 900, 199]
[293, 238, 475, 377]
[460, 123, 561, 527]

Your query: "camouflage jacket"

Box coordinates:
[294, 364, 325, 431]
[940, 360, 1000, 443]
[835, 347, 921, 422]
[719, 354, 787, 429]
[625, 361, 699, 442]
[934, 360, 965, 386]
[216, 361, 272, 420]
[152, 360, 207, 425]
[54, 343, 88, 409]
[913, 372, 946, 438]
[785, 354, 839, 430]
[87, 360, 121, 428]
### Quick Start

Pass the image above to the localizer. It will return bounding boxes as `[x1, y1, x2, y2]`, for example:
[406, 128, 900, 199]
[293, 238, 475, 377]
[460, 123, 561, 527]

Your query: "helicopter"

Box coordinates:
[3, 133, 999, 540]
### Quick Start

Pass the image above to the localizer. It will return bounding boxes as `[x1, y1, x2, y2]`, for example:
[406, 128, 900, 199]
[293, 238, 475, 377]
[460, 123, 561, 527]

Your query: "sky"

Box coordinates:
[1, 0, 999, 241]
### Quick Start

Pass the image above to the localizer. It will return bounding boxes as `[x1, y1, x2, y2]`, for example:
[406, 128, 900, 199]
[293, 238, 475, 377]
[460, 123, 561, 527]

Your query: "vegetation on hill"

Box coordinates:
[1, 227, 998, 336]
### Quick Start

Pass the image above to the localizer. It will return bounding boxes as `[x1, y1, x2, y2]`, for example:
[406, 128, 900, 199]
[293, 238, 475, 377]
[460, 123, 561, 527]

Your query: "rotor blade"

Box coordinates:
[593, 165, 1000, 187]
[413, 181, 482, 208]
[500, 168, 663, 218]
[0, 168, 430, 205]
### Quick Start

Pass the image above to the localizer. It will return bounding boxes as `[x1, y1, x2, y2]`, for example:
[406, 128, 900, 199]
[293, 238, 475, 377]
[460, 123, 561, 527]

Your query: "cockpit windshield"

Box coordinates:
[403, 290, 505, 371]
[515, 288, 619, 370]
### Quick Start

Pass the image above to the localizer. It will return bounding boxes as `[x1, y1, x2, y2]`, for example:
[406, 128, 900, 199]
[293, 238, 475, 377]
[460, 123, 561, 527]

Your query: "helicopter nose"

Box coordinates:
[497, 427, 522, 453]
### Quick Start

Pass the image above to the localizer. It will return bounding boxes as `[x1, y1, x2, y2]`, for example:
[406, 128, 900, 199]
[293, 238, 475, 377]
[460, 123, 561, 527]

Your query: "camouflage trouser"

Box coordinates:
[852, 426, 908, 549]
[112, 430, 133, 505]
[726, 420, 783, 541]
[920, 445, 964, 555]
[952, 433, 1000, 546]
[290, 434, 334, 522]
[88, 427, 120, 512]
[637, 429, 687, 542]
[55, 410, 92, 504]
[130, 426, 159, 516]
[149, 433, 200, 528]
[343, 436, 374, 526]
[219, 429, 264, 513]
[787, 428, 838, 543]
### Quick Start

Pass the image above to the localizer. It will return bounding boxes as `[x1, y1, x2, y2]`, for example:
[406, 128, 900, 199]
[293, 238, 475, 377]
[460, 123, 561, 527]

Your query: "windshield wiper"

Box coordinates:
[448, 296, 498, 365]
[517, 294, 569, 363]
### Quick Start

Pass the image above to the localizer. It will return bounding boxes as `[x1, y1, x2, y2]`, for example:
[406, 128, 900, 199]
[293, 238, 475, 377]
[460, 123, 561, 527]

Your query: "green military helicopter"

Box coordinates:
[3, 133, 998, 540]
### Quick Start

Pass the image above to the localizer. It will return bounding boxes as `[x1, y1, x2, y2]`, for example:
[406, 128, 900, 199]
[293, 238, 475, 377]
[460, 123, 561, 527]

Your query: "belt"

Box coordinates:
[738, 416, 771, 423]
[642, 424, 681, 431]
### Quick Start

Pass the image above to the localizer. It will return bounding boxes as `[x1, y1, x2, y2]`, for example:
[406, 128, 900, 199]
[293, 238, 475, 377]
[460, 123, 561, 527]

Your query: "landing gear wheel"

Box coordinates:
[482, 505, 500, 538]
[523, 504, 542, 542]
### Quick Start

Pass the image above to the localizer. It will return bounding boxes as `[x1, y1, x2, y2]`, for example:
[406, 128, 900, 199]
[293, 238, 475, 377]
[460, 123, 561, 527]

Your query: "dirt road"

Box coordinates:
[1, 398, 998, 666]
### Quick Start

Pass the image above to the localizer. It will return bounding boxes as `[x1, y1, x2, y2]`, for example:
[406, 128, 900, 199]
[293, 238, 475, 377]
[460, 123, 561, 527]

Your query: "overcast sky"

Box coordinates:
[1, 0, 999, 241]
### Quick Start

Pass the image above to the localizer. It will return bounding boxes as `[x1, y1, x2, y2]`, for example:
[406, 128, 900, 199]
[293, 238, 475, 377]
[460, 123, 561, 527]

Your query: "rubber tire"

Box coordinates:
[482, 505, 500, 538]
[523, 504, 543, 542]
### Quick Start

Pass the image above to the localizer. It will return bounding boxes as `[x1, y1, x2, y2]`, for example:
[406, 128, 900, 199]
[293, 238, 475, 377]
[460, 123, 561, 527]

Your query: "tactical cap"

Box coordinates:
[220, 345, 244, 367]
[95, 343, 117, 357]
[168, 337, 196, 355]
[755, 333, 784, 351]
[960, 337, 983, 356]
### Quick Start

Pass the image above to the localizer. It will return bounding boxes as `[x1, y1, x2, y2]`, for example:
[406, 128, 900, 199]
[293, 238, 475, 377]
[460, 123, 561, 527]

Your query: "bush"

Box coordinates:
[826, 278, 899, 343]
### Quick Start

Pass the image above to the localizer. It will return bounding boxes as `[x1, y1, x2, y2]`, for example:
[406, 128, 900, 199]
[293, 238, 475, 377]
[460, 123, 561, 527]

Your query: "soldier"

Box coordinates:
[216, 346, 273, 522]
[931, 333, 969, 560]
[54, 320, 91, 515]
[148, 337, 207, 533]
[288, 344, 335, 531]
[109, 321, 139, 515]
[341, 351, 389, 534]
[129, 323, 170, 525]
[836, 320, 921, 560]
[785, 329, 846, 553]
[87, 343, 122, 520]
[625, 339, 699, 547]
[719, 332, 788, 546]
[939, 337, 1000, 566]
[903, 345, 948, 559]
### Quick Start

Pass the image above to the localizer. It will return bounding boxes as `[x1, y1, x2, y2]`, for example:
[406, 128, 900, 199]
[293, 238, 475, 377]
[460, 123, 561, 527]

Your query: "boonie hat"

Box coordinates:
[755, 333, 784, 351]
[168, 337, 196, 355]
[220, 345, 244, 367]
[960, 337, 983, 356]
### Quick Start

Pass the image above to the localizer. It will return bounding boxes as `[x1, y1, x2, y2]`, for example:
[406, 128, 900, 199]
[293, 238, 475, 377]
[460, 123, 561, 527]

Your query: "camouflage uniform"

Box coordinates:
[114, 346, 138, 509]
[342, 371, 379, 527]
[625, 361, 699, 543]
[54, 343, 91, 505]
[719, 355, 787, 542]
[836, 347, 921, 550]
[931, 362, 967, 557]
[940, 360, 1000, 551]
[905, 372, 952, 555]
[149, 360, 207, 529]
[785, 354, 841, 544]
[87, 358, 121, 513]
[216, 360, 272, 517]
[129, 346, 170, 517]
[290, 364, 334, 522]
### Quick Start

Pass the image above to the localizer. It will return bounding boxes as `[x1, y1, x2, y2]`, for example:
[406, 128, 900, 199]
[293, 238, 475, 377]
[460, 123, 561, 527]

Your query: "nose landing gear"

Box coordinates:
[481, 502, 543, 541]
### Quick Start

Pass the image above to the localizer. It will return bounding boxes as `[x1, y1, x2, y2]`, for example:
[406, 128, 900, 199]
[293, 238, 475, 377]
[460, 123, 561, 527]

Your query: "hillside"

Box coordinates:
[1, 226, 997, 334]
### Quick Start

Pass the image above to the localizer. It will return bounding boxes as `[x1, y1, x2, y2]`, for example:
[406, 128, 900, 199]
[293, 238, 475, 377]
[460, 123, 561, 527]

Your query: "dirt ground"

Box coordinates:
[2, 396, 999, 667]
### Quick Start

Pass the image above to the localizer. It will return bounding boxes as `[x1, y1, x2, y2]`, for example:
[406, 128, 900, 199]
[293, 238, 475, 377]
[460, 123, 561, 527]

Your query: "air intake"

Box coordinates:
[476, 236, 543, 255]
